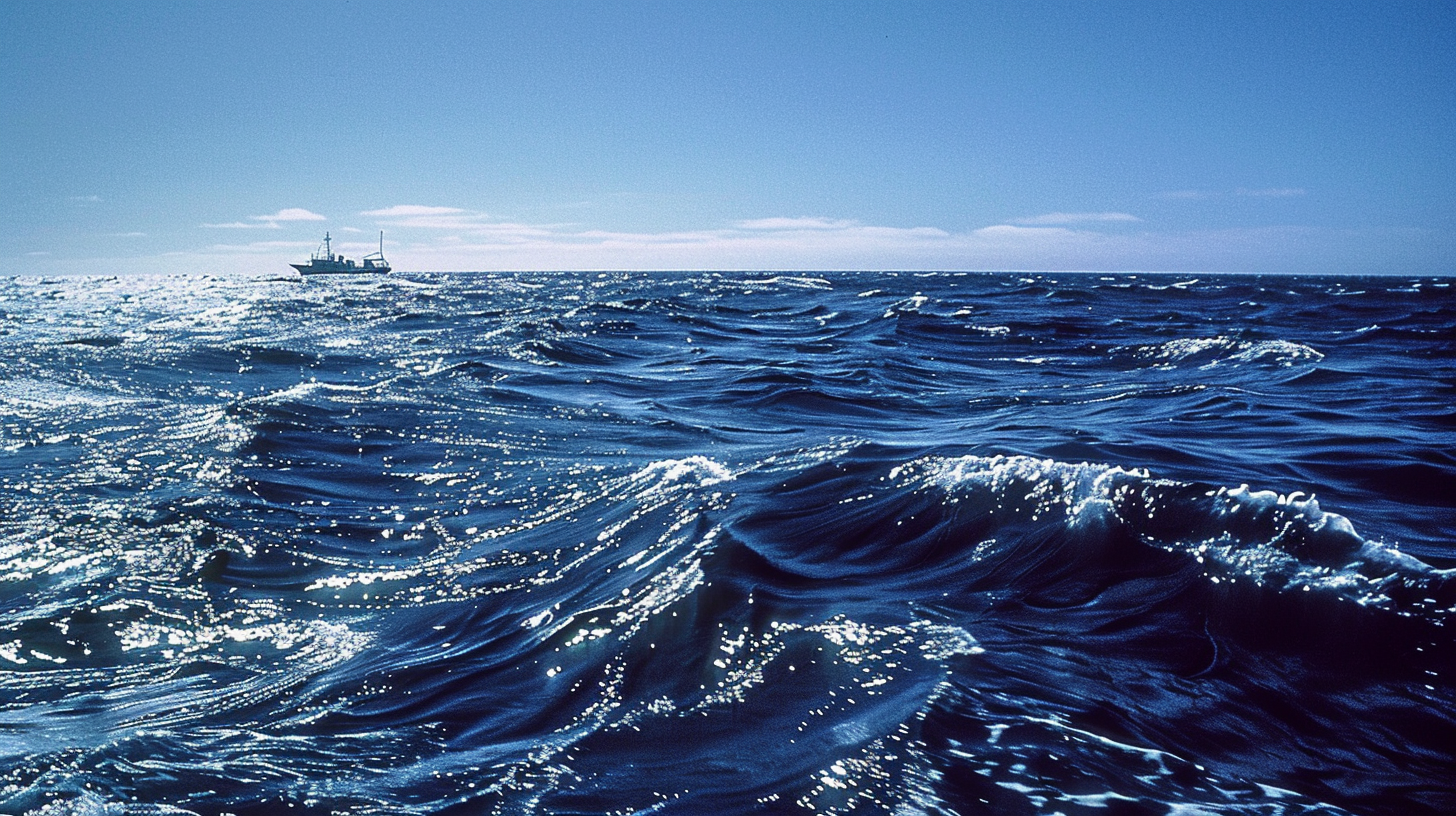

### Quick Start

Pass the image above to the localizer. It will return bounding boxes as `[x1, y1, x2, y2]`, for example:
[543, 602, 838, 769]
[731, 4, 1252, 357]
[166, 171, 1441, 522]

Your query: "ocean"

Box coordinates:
[0, 271, 1452, 815]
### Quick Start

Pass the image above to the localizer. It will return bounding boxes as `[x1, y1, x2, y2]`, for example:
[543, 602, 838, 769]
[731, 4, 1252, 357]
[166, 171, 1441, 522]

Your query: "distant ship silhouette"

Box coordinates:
[291, 231, 390, 275]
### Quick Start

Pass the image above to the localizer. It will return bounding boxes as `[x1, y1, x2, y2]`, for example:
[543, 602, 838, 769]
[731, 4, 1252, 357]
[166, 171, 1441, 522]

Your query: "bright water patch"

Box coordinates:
[0, 271, 1452, 815]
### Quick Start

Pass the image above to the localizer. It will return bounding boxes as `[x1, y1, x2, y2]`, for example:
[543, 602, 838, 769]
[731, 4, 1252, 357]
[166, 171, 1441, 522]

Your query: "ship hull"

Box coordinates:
[291, 263, 391, 276]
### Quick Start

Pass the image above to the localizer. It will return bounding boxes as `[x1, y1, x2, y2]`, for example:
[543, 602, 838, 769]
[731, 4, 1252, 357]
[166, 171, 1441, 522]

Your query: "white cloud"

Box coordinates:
[1012, 212, 1141, 226]
[203, 207, 328, 228]
[972, 224, 1077, 239]
[201, 221, 279, 229]
[389, 218, 1093, 271]
[195, 212, 1159, 269]
[254, 207, 327, 222]
[735, 217, 859, 231]
[361, 205, 466, 217]
[70, 195, 102, 203]
[362, 205, 499, 230]
[208, 240, 318, 253]
[27, 211, 1447, 276]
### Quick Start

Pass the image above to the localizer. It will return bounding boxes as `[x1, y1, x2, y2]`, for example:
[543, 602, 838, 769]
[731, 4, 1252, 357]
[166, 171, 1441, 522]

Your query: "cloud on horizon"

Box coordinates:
[362, 205, 466, 217]
[208, 240, 318, 252]
[361, 215, 1444, 275]
[348, 213, 1197, 271]
[203, 207, 327, 228]
[362, 204, 499, 230]
[30, 209, 1445, 276]
[259, 208, 327, 221]
[735, 217, 860, 231]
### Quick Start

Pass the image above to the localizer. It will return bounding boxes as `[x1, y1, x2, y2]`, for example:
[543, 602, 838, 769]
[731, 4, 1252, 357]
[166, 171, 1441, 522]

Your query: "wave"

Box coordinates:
[1128, 336, 1325, 368]
[1, 272, 1451, 815]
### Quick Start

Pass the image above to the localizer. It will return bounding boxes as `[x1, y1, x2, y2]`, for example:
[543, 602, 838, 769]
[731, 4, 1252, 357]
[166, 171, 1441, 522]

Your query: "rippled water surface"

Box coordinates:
[1, 271, 1452, 815]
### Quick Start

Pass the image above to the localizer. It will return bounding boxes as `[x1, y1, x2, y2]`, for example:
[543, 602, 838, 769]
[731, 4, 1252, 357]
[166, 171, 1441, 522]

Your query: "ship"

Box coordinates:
[291, 231, 391, 275]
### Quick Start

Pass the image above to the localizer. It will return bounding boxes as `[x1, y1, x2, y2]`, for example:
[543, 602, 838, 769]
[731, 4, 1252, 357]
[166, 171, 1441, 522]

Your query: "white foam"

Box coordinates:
[630, 456, 734, 490]
[1137, 336, 1323, 368]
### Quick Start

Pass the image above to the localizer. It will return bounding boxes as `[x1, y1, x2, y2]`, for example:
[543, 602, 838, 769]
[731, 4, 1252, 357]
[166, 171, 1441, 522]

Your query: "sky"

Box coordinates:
[3, 1, 1453, 275]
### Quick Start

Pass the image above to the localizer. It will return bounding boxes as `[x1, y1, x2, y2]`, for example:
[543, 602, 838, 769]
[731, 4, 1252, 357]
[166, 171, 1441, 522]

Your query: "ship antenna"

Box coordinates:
[325, 231, 332, 260]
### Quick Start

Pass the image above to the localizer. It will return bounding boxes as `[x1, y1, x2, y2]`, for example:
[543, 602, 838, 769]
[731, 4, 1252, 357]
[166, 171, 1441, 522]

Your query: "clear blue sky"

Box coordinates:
[4, 1, 1453, 273]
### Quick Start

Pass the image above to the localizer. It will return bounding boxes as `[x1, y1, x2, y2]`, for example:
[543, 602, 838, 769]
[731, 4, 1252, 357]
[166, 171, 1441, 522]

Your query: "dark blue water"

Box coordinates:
[1, 271, 1452, 815]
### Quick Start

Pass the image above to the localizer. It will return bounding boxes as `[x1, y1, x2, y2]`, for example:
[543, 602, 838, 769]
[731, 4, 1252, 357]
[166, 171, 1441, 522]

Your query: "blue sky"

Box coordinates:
[3, 1, 1453, 274]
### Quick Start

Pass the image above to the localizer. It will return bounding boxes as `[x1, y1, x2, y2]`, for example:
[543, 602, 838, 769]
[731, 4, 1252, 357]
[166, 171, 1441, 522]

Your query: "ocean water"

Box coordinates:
[0, 271, 1452, 816]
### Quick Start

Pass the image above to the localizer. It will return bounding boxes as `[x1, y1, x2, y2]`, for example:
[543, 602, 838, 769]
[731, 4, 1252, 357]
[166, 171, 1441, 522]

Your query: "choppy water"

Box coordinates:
[1, 271, 1452, 816]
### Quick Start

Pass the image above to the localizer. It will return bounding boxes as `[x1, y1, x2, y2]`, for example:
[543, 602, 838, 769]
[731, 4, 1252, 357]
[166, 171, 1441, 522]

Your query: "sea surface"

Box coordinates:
[0, 271, 1452, 816]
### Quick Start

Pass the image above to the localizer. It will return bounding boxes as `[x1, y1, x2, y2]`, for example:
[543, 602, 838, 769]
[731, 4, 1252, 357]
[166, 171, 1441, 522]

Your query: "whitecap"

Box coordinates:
[629, 456, 734, 490]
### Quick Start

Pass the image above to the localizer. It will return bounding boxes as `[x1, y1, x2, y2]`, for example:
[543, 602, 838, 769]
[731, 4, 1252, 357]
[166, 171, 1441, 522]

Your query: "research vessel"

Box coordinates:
[291, 231, 390, 275]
